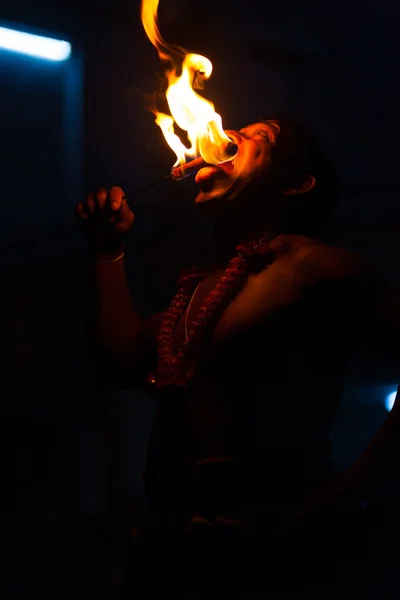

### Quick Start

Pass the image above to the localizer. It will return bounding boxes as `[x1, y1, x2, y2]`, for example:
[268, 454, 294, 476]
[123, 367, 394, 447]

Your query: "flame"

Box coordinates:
[141, 0, 231, 166]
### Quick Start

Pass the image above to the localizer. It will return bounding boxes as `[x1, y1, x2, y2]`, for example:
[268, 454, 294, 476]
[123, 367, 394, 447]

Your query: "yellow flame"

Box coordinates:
[141, 0, 169, 61]
[141, 0, 231, 166]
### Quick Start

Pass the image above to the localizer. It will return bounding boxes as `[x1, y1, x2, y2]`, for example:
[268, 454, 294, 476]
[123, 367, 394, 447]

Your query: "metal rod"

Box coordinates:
[123, 174, 172, 199]
[135, 174, 173, 194]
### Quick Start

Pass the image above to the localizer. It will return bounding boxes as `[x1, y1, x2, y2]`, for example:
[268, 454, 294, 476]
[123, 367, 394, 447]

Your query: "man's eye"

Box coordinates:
[255, 131, 270, 142]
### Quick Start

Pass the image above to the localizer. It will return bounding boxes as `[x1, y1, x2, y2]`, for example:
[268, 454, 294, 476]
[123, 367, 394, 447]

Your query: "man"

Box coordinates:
[77, 118, 399, 588]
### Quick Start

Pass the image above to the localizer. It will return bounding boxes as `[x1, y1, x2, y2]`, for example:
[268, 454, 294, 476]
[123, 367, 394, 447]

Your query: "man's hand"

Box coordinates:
[75, 187, 135, 257]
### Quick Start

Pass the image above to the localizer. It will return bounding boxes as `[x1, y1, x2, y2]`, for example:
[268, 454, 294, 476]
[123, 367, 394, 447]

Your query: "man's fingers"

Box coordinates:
[86, 193, 96, 214]
[95, 188, 108, 210]
[75, 202, 88, 220]
[108, 186, 125, 211]
[116, 203, 135, 232]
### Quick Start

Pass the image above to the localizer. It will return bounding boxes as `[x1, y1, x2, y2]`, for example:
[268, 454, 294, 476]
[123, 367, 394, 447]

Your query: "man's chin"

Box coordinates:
[194, 190, 212, 204]
[194, 185, 230, 205]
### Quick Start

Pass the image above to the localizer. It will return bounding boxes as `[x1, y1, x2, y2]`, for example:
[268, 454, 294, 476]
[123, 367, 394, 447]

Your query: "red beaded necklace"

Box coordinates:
[150, 232, 275, 389]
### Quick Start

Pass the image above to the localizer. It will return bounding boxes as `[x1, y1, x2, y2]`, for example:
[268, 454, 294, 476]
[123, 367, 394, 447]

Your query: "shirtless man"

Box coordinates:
[76, 118, 399, 586]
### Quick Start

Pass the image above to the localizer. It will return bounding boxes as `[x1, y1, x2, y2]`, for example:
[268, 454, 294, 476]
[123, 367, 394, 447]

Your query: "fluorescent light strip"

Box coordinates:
[0, 27, 71, 61]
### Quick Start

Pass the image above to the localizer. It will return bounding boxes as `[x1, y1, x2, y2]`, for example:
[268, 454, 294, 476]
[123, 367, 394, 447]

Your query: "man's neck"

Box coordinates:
[203, 188, 287, 268]
[213, 216, 277, 268]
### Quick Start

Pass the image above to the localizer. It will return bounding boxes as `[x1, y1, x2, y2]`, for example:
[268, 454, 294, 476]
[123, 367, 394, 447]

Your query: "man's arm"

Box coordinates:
[297, 244, 400, 514]
[77, 187, 162, 386]
[338, 283, 400, 501]
[343, 386, 400, 501]
[94, 255, 162, 383]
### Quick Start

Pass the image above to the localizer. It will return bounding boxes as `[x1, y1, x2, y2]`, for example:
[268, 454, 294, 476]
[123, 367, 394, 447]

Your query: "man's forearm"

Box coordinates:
[95, 255, 142, 354]
[297, 392, 400, 519]
[342, 391, 400, 501]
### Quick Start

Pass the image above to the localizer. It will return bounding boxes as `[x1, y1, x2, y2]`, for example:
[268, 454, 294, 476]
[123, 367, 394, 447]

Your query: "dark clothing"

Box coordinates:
[144, 282, 351, 528]
[117, 505, 368, 598]
[118, 247, 379, 597]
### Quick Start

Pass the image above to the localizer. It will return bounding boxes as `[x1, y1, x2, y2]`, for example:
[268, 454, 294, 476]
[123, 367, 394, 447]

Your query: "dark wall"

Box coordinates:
[0, 21, 83, 266]
[0, 53, 63, 237]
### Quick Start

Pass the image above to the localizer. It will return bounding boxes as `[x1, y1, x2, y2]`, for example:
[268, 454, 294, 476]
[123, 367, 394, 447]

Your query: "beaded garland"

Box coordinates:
[149, 233, 275, 388]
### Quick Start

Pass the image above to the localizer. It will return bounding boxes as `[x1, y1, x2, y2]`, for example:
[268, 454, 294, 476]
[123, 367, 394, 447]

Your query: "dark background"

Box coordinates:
[0, 0, 399, 595]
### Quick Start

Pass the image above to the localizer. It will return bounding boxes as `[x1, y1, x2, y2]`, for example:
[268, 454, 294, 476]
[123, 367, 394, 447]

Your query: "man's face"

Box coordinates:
[194, 120, 281, 205]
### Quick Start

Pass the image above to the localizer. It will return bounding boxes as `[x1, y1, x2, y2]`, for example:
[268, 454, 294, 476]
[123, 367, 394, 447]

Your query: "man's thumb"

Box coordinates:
[119, 200, 135, 229]
[109, 186, 125, 211]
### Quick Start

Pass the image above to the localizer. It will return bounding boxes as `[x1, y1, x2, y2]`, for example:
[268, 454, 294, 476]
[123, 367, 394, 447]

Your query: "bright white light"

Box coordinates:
[385, 391, 397, 412]
[0, 27, 71, 61]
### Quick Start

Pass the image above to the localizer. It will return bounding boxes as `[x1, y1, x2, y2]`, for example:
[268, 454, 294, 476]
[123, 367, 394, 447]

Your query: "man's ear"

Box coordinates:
[282, 175, 316, 196]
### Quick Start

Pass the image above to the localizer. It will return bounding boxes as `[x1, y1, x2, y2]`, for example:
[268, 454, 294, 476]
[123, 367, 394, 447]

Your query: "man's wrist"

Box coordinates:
[93, 243, 125, 263]
[96, 250, 125, 264]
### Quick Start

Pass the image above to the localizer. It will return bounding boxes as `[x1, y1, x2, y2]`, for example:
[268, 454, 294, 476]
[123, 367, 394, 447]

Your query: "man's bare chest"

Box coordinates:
[171, 255, 316, 353]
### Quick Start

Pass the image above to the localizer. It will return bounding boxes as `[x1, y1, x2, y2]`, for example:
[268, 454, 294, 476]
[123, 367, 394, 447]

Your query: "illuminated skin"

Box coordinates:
[195, 120, 281, 204]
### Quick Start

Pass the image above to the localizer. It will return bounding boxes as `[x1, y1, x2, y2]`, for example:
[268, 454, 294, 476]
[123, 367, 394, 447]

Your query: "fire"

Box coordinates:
[141, 0, 232, 167]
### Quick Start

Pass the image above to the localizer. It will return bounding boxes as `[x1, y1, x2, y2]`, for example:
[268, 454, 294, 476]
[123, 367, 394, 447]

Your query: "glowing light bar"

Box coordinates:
[0, 27, 71, 61]
[385, 391, 397, 412]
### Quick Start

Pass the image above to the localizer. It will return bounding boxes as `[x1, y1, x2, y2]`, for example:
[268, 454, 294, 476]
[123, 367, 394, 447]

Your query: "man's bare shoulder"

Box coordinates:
[270, 234, 373, 284]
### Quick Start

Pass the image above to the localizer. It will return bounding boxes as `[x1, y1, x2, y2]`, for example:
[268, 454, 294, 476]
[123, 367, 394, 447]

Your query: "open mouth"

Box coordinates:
[194, 156, 236, 192]
[217, 158, 235, 173]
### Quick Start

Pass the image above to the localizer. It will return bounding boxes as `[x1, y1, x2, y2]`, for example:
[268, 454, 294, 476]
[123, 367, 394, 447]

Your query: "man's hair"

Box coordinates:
[264, 118, 339, 237]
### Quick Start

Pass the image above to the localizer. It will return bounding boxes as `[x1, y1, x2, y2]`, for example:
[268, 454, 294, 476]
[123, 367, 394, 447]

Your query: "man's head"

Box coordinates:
[195, 118, 338, 237]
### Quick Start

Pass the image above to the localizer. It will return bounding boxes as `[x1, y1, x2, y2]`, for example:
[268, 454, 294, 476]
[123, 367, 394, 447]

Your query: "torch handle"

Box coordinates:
[171, 141, 238, 181]
[171, 156, 207, 180]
